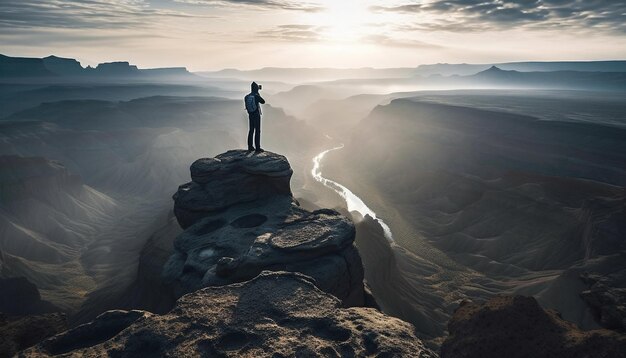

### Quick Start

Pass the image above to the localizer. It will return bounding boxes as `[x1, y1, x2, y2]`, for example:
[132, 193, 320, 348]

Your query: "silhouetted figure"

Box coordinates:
[244, 82, 266, 152]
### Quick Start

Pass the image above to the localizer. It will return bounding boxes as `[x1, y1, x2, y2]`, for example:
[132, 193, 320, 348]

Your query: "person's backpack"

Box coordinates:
[244, 93, 257, 113]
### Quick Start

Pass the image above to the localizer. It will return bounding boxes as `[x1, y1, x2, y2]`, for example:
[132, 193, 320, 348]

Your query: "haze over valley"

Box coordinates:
[1, 54, 624, 353]
[3, 0, 626, 355]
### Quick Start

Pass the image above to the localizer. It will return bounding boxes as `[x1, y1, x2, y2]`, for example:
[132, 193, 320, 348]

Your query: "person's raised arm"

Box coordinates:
[256, 94, 266, 104]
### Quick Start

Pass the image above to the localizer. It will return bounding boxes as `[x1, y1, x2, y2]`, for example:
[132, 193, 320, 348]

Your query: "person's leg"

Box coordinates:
[254, 115, 261, 150]
[247, 114, 254, 150]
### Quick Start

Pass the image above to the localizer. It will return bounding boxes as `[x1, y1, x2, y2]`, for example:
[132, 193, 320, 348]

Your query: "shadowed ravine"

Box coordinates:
[311, 143, 470, 342]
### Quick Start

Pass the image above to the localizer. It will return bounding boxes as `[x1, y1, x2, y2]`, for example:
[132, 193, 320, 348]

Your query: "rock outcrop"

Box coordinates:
[441, 295, 626, 358]
[0, 312, 67, 357]
[20, 149, 435, 356]
[173, 150, 293, 229]
[168, 150, 365, 306]
[24, 271, 433, 357]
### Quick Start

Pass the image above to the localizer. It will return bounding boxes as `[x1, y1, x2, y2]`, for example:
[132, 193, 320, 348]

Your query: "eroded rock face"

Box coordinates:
[168, 150, 365, 306]
[0, 155, 82, 203]
[24, 272, 434, 357]
[441, 295, 626, 358]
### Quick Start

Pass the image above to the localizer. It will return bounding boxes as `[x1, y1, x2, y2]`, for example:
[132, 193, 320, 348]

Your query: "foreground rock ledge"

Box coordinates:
[24, 272, 434, 357]
[168, 150, 365, 306]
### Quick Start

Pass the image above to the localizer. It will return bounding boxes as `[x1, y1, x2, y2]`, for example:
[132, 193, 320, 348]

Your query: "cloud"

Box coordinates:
[255, 23, 441, 49]
[256, 24, 326, 41]
[173, 0, 323, 12]
[372, 0, 626, 34]
[0, 27, 171, 47]
[0, 0, 203, 30]
[361, 34, 441, 49]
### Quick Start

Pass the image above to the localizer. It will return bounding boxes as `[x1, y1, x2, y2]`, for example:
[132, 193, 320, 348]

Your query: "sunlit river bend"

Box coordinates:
[311, 145, 394, 242]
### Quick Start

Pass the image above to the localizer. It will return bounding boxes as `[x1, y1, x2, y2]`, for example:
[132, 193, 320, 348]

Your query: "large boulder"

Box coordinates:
[441, 295, 626, 358]
[173, 150, 293, 229]
[23, 271, 434, 357]
[168, 150, 365, 306]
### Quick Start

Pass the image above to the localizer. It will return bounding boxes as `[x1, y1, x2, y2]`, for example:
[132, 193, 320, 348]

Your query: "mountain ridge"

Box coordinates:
[0, 54, 198, 81]
[199, 60, 626, 81]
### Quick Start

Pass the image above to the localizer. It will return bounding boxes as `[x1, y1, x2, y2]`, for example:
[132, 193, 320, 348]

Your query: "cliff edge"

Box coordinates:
[23, 150, 433, 356]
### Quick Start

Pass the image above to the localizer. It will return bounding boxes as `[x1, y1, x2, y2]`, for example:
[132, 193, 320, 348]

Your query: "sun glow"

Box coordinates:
[308, 0, 371, 42]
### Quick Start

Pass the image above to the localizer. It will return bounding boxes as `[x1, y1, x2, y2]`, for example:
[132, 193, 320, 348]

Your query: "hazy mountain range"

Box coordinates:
[414, 61, 626, 76]
[433, 66, 626, 91]
[199, 60, 626, 82]
[4, 54, 626, 86]
[0, 55, 198, 81]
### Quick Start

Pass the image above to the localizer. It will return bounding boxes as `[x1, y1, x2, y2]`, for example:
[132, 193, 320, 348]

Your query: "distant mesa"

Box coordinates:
[89, 61, 140, 76]
[0, 54, 197, 80]
[0, 54, 53, 77]
[42, 55, 84, 76]
[143, 67, 191, 76]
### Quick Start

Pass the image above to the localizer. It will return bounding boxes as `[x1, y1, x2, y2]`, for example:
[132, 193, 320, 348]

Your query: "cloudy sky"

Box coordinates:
[2, 0, 625, 70]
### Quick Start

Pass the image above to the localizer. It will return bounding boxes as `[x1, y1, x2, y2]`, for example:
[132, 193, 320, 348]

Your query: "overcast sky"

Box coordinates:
[2, 0, 625, 70]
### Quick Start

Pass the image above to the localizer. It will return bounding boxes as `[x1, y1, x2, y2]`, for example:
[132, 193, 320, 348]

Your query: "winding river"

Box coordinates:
[311, 145, 394, 242]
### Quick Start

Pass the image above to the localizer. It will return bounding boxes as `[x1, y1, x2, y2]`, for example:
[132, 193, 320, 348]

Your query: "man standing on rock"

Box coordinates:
[244, 82, 266, 152]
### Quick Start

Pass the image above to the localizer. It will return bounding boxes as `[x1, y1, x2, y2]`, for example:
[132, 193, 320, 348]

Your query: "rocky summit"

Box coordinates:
[168, 150, 365, 306]
[23, 271, 434, 357]
[173, 150, 293, 229]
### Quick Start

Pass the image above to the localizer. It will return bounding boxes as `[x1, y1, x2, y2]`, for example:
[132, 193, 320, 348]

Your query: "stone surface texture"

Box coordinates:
[173, 150, 293, 229]
[18, 150, 436, 357]
[24, 272, 434, 357]
[168, 150, 365, 306]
